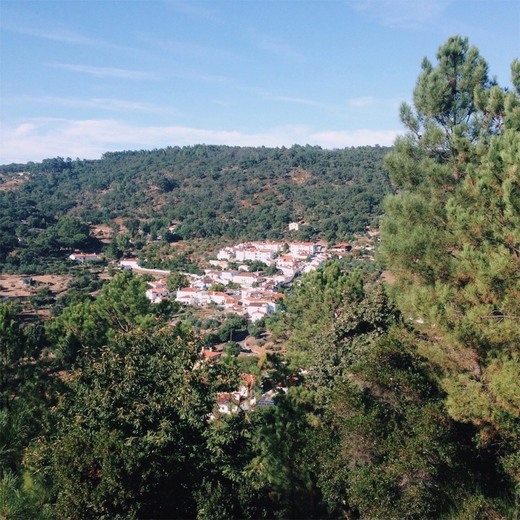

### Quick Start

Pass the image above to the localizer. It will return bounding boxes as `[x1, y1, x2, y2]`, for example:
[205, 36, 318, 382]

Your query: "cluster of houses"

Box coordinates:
[66, 239, 374, 416]
[68, 240, 358, 322]
[176, 285, 284, 322]
[216, 240, 330, 277]
[174, 241, 341, 321]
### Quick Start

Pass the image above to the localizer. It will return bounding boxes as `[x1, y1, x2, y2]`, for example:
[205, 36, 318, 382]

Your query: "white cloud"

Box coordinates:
[49, 63, 159, 80]
[13, 123, 37, 136]
[257, 37, 306, 62]
[351, 0, 452, 29]
[265, 95, 327, 108]
[348, 96, 376, 107]
[5, 25, 132, 51]
[139, 35, 236, 62]
[0, 119, 402, 164]
[163, 0, 222, 22]
[20, 96, 174, 115]
[248, 28, 306, 63]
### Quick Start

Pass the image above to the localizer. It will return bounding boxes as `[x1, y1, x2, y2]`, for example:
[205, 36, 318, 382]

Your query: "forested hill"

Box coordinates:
[0, 144, 390, 244]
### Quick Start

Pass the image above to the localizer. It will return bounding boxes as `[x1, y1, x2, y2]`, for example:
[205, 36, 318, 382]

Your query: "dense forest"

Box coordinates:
[0, 143, 390, 273]
[1, 36, 519, 519]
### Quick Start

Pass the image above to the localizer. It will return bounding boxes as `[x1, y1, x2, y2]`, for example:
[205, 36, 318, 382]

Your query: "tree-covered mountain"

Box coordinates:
[0, 144, 390, 270]
[1, 36, 518, 519]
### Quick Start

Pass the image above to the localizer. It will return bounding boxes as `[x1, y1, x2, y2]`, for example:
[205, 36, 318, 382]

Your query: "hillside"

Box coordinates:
[0, 144, 390, 271]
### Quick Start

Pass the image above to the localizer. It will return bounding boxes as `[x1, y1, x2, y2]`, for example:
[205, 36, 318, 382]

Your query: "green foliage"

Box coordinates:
[29, 287, 54, 309]
[51, 217, 91, 249]
[0, 305, 26, 409]
[46, 272, 155, 365]
[217, 315, 248, 344]
[246, 388, 325, 519]
[1, 37, 517, 520]
[0, 470, 53, 520]
[225, 341, 242, 357]
[309, 284, 398, 389]
[166, 271, 189, 291]
[27, 326, 237, 519]
[316, 332, 463, 519]
[282, 261, 365, 367]
[208, 282, 226, 292]
[380, 35, 520, 497]
[0, 145, 391, 272]
[105, 233, 131, 259]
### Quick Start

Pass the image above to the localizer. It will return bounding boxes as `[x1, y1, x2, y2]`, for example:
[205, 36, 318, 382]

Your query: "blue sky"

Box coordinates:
[1, 0, 519, 163]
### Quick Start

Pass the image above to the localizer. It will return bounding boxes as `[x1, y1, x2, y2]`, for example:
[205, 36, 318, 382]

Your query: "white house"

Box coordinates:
[235, 247, 275, 264]
[216, 393, 240, 415]
[69, 253, 100, 263]
[220, 271, 234, 282]
[145, 287, 170, 303]
[148, 279, 168, 289]
[288, 242, 318, 258]
[302, 253, 328, 274]
[175, 287, 208, 306]
[232, 272, 259, 286]
[217, 247, 235, 261]
[246, 302, 271, 321]
[250, 241, 284, 252]
[216, 373, 256, 414]
[119, 258, 141, 269]
[208, 291, 228, 305]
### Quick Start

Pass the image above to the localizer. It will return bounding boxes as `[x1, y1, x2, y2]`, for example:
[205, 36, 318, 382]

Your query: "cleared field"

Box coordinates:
[0, 274, 71, 299]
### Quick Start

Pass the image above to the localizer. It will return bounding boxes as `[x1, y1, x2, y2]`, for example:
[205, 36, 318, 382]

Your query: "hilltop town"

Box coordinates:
[112, 237, 375, 318]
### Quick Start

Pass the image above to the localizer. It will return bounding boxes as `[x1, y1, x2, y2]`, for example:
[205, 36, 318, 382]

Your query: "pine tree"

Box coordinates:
[380, 36, 520, 491]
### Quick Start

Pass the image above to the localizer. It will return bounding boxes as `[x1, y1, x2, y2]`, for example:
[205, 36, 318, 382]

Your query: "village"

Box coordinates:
[0, 234, 376, 416]
[67, 238, 375, 415]
[69, 241, 361, 315]
[119, 240, 355, 319]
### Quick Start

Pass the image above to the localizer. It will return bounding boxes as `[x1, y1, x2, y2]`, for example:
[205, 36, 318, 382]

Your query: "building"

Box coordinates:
[201, 349, 222, 362]
[69, 252, 101, 263]
[145, 287, 170, 303]
[288, 242, 318, 258]
[176, 287, 208, 306]
[119, 258, 141, 269]
[235, 246, 275, 264]
[330, 243, 352, 254]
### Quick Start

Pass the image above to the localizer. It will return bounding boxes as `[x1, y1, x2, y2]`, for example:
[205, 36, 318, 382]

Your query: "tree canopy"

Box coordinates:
[380, 35, 520, 490]
[0, 36, 518, 520]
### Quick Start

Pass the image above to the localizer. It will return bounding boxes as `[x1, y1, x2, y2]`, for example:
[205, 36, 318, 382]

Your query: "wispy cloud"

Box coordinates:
[17, 96, 174, 115]
[138, 34, 236, 61]
[348, 96, 376, 108]
[257, 37, 306, 62]
[248, 29, 306, 63]
[48, 63, 159, 80]
[169, 70, 233, 84]
[343, 96, 402, 118]
[4, 25, 131, 51]
[351, 0, 452, 29]
[265, 95, 327, 108]
[163, 0, 222, 23]
[0, 118, 402, 164]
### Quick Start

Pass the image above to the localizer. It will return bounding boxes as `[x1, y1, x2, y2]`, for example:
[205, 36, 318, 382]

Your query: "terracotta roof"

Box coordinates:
[202, 349, 222, 360]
